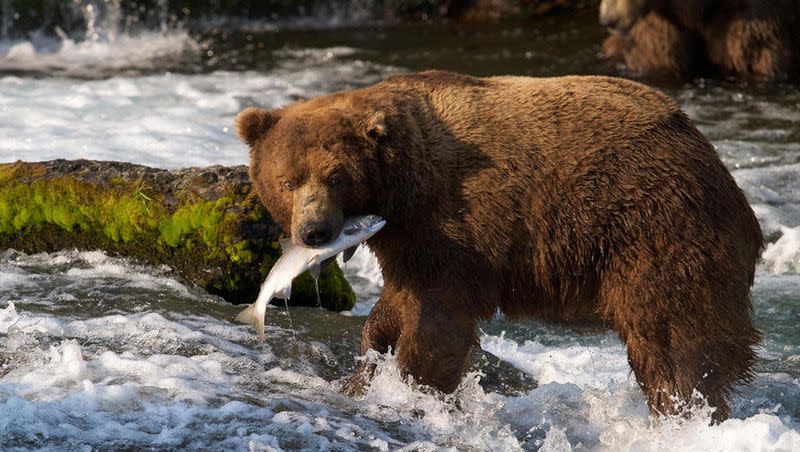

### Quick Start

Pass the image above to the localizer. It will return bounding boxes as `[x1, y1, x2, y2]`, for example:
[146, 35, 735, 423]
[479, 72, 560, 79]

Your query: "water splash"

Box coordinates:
[79, 0, 122, 42]
[1, 0, 11, 40]
[282, 298, 296, 340]
[0, 0, 197, 77]
[156, 0, 168, 32]
[313, 273, 322, 307]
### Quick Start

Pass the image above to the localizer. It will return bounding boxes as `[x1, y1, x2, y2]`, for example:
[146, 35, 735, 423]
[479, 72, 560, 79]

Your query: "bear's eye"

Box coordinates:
[283, 180, 297, 191]
[328, 172, 346, 188]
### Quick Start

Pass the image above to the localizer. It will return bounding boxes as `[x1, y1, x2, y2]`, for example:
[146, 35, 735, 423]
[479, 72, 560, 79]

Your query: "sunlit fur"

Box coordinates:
[238, 71, 763, 422]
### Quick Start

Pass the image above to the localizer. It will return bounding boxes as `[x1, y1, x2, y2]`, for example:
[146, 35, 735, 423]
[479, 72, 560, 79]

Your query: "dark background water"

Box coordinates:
[201, 11, 608, 75]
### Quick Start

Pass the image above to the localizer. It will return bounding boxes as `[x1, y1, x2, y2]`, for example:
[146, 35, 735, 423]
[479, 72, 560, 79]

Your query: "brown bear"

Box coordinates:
[236, 70, 763, 421]
[599, 0, 800, 80]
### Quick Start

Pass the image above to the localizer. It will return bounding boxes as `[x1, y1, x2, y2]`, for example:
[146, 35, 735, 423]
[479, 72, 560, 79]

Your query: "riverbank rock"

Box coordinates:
[0, 160, 355, 311]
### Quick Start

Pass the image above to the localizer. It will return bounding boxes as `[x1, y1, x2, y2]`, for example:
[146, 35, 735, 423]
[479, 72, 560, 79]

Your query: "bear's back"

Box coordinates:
[377, 71, 692, 174]
[371, 72, 758, 277]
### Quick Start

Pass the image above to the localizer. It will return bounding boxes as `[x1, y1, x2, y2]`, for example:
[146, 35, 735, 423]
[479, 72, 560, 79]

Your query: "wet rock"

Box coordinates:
[469, 347, 538, 396]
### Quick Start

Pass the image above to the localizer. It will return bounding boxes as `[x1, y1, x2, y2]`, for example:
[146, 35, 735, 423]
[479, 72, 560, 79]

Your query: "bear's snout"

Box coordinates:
[290, 183, 344, 247]
[300, 221, 335, 247]
[599, 0, 645, 33]
[599, 15, 621, 31]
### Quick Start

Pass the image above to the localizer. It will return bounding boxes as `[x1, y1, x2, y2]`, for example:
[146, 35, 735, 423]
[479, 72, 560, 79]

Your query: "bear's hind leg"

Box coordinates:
[602, 254, 759, 423]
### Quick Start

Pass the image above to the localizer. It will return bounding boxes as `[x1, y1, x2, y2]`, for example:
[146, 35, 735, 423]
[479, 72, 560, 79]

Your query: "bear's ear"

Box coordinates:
[236, 107, 279, 146]
[362, 111, 387, 142]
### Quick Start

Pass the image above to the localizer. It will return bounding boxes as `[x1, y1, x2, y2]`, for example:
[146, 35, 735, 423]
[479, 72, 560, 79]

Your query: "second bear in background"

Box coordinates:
[600, 0, 800, 81]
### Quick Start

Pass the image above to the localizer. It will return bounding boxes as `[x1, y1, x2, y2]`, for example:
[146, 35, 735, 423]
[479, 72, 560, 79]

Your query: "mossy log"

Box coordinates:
[0, 160, 355, 311]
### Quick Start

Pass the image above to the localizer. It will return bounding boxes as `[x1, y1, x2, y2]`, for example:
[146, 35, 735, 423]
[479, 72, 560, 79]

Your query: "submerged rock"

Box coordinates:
[0, 159, 355, 311]
[469, 347, 539, 396]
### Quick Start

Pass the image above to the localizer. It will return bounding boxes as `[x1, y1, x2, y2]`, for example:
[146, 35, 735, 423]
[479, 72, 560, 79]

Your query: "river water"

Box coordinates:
[1, 4, 799, 451]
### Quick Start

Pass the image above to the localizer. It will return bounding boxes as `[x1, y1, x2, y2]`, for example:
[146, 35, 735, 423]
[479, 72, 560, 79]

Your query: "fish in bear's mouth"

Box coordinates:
[235, 214, 386, 342]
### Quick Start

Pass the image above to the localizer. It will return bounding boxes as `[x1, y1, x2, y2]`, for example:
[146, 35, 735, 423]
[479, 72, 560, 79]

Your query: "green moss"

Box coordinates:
[158, 197, 229, 248]
[0, 165, 156, 243]
[227, 240, 256, 264]
[0, 162, 357, 312]
[291, 264, 356, 311]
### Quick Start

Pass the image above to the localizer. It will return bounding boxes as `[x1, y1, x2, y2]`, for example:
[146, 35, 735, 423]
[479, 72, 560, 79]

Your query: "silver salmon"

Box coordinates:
[235, 214, 386, 342]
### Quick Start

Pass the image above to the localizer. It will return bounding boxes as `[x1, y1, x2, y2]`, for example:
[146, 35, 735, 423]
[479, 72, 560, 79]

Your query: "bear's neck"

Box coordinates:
[363, 93, 499, 288]
[366, 94, 454, 226]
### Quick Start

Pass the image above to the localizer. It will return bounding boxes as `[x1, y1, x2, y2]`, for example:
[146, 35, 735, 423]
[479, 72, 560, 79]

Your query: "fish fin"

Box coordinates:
[235, 303, 266, 343]
[309, 264, 321, 280]
[276, 284, 291, 300]
[342, 246, 357, 263]
[279, 237, 293, 253]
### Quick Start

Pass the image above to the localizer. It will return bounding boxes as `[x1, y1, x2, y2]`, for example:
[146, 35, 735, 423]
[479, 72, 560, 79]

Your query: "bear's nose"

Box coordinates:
[300, 222, 334, 247]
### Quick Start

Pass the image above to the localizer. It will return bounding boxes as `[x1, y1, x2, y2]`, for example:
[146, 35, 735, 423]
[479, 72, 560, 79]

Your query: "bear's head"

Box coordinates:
[599, 0, 651, 32]
[236, 103, 387, 246]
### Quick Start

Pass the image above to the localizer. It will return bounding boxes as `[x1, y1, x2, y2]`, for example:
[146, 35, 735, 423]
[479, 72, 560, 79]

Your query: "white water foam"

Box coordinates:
[340, 246, 384, 316]
[481, 330, 800, 451]
[763, 226, 800, 274]
[0, 0, 197, 78]
[0, 48, 395, 168]
[0, 249, 194, 306]
[0, 30, 199, 77]
[0, 214, 798, 451]
[481, 332, 630, 389]
[2, 295, 798, 450]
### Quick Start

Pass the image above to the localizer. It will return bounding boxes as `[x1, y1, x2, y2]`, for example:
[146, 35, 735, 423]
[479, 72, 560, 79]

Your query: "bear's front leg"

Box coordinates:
[395, 296, 478, 393]
[343, 285, 478, 395]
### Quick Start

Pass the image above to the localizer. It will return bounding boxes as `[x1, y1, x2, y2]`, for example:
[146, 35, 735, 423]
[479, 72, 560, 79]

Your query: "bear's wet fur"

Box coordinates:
[238, 71, 763, 421]
[600, 0, 800, 80]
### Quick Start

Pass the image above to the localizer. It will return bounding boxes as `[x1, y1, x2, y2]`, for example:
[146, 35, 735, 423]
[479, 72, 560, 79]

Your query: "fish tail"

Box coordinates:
[235, 303, 266, 343]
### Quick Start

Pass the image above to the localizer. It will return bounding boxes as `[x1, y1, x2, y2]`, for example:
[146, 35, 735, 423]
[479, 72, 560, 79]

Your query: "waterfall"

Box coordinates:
[0, 0, 172, 42]
[1, 0, 12, 40]
[0, 0, 194, 78]
[0, 0, 386, 40]
[77, 0, 122, 41]
[157, 0, 168, 32]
